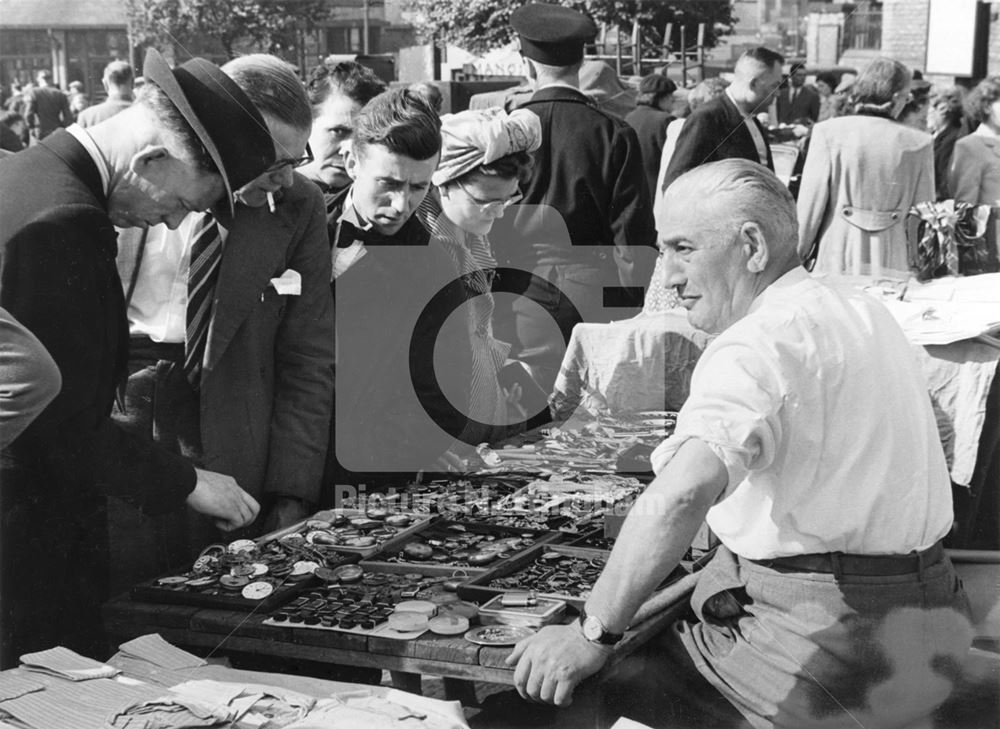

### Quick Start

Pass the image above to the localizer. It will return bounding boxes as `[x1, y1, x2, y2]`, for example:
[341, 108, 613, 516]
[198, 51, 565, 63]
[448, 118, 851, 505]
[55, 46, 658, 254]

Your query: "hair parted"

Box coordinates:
[222, 54, 312, 133]
[668, 159, 798, 252]
[353, 88, 441, 161]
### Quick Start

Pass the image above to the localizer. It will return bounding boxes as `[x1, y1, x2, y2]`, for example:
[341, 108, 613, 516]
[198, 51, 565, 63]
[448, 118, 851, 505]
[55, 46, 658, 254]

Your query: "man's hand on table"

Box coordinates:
[188, 469, 260, 531]
[261, 496, 313, 533]
[506, 622, 613, 707]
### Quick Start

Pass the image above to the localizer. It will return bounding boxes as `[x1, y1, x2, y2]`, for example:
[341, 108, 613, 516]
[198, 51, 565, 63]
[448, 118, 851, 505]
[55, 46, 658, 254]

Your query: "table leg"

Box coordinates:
[443, 677, 479, 706]
[390, 670, 422, 695]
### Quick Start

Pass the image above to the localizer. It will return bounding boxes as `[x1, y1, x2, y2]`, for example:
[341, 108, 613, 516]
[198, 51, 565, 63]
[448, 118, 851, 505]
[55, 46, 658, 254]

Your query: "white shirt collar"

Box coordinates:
[65, 124, 111, 197]
[974, 123, 1000, 140]
[747, 266, 811, 316]
[725, 88, 750, 119]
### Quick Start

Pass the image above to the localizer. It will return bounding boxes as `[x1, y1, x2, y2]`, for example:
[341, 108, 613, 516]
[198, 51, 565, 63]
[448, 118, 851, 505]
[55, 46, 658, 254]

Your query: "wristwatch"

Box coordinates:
[578, 607, 623, 645]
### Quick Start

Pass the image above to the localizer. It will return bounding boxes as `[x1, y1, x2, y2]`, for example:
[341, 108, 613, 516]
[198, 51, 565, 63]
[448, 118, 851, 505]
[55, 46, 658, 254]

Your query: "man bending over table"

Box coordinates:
[508, 159, 973, 729]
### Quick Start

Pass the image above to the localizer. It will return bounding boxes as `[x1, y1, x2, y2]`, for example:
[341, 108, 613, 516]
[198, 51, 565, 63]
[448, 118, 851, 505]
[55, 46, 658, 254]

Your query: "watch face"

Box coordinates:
[582, 615, 602, 641]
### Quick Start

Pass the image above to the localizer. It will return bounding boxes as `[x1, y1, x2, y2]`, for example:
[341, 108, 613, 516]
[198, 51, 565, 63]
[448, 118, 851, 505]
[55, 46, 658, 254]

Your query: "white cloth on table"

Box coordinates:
[651, 267, 953, 559]
[551, 310, 712, 420]
[912, 340, 999, 487]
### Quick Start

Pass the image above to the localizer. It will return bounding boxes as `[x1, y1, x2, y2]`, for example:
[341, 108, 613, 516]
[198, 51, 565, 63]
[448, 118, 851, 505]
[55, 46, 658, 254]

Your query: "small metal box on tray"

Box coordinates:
[363, 519, 561, 573]
[477, 593, 567, 629]
[458, 544, 609, 612]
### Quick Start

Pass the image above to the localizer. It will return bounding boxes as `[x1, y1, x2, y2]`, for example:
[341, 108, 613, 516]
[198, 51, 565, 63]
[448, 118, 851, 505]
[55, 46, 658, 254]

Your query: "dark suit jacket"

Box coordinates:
[933, 122, 964, 201]
[663, 94, 775, 190]
[625, 105, 675, 202]
[777, 84, 821, 125]
[25, 86, 71, 139]
[0, 130, 196, 512]
[195, 174, 335, 505]
[323, 187, 473, 485]
[496, 85, 656, 289]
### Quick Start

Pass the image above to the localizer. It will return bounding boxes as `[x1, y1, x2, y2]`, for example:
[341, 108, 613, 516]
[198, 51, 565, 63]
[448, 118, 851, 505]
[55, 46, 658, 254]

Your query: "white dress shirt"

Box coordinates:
[651, 267, 953, 559]
[120, 215, 226, 343]
[726, 88, 770, 166]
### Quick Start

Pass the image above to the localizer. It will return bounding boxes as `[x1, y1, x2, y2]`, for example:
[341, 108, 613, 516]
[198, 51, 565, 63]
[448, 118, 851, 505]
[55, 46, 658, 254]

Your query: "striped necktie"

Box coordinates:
[184, 214, 222, 387]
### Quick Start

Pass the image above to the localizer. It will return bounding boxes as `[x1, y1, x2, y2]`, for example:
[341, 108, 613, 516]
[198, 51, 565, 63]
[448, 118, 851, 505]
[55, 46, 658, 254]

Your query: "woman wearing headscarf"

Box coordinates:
[798, 57, 934, 276]
[417, 108, 541, 446]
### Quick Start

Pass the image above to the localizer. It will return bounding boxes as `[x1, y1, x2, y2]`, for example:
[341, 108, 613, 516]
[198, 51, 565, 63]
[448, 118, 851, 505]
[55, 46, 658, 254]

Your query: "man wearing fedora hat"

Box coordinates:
[0, 48, 275, 665]
[110, 54, 336, 590]
[490, 3, 656, 394]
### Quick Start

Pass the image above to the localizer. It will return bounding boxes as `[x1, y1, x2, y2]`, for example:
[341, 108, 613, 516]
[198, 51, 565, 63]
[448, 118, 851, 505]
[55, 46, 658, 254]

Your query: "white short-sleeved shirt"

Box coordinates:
[651, 267, 953, 559]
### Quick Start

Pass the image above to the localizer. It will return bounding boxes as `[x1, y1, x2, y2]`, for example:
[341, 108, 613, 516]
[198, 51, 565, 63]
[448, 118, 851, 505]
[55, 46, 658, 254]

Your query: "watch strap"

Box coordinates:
[579, 607, 624, 645]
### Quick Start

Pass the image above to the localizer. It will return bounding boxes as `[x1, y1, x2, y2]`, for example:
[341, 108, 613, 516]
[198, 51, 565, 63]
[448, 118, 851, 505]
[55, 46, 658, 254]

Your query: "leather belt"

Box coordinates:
[745, 539, 945, 577]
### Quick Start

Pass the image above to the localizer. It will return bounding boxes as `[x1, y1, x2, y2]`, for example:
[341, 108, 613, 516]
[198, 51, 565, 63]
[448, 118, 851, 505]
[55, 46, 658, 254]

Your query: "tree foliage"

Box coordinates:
[125, 0, 329, 59]
[405, 0, 736, 57]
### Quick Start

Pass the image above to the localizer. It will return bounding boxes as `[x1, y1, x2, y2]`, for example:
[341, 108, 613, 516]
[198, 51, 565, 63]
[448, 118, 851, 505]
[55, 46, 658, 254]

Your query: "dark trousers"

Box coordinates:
[0, 453, 109, 668]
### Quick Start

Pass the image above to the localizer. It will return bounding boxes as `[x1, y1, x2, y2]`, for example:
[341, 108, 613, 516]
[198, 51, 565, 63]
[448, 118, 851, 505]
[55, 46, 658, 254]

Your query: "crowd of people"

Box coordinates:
[0, 3, 987, 727]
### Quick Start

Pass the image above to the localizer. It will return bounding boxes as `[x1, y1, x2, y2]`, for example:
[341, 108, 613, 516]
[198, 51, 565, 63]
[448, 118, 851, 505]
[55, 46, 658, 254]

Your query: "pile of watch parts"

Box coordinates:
[372, 521, 548, 570]
[271, 509, 424, 555]
[146, 536, 355, 604]
[475, 411, 677, 475]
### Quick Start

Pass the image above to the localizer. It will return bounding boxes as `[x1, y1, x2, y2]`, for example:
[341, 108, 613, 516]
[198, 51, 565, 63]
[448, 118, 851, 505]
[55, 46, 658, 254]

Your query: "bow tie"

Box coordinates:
[335, 219, 385, 248]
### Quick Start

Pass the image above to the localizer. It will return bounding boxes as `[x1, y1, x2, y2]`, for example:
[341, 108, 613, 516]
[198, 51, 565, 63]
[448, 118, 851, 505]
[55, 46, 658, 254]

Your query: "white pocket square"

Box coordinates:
[269, 269, 301, 296]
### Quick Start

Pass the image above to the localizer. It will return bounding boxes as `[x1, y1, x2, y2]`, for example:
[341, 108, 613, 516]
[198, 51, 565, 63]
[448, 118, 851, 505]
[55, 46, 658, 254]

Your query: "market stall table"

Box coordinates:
[101, 571, 699, 701]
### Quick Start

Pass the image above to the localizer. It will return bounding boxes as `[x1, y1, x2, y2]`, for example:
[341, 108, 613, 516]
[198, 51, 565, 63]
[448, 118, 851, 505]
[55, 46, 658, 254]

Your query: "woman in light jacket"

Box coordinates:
[798, 58, 934, 276]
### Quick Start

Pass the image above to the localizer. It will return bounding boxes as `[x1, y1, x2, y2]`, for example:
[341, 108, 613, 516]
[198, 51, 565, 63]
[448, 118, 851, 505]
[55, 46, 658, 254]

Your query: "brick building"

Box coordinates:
[0, 0, 418, 98]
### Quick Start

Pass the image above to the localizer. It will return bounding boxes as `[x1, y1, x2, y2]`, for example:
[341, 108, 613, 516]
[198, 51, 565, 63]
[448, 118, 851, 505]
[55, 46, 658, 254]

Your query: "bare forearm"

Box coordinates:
[585, 438, 728, 634]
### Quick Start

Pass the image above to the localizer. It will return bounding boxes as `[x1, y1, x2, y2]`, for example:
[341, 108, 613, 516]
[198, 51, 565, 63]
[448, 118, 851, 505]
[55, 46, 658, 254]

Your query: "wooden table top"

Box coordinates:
[102, 572, 698, 686]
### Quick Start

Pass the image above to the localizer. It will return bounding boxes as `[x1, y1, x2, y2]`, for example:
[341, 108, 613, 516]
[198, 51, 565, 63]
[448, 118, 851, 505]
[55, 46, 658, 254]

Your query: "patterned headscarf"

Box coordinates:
[432, 108, 542, 187]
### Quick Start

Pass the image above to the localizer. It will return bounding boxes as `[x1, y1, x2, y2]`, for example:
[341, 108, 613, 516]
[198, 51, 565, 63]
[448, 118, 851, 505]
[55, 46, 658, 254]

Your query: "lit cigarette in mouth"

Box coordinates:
[266, 191, 276, 214]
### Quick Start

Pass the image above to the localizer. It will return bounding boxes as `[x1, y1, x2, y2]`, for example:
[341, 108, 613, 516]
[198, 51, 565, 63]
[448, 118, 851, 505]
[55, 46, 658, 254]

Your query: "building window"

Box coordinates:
[0, 30, 51, 87]
[843, 7, 882, 51]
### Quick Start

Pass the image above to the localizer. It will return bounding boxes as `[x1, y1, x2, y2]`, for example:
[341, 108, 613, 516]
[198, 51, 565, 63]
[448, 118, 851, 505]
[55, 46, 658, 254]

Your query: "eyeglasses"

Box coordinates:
[456, 181, 523, 213]
[265, 143, 314, 174]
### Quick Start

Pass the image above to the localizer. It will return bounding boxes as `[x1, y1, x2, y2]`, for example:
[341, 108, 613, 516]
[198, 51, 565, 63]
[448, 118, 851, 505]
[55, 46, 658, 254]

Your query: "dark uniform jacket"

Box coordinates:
[496, 85, 656, 293]
[0, 130, 195, 664]
[663, 93, 775, 191]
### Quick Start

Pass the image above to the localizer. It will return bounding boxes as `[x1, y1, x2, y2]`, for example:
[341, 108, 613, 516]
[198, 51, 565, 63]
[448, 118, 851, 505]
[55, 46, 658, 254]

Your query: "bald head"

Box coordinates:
[656, 160, 800, 333]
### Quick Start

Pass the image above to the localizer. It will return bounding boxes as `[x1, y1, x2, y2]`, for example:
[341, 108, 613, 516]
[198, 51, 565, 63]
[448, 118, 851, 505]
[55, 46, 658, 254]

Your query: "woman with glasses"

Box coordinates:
[798, 57, 934, 276]
[417, 108, 541, 446]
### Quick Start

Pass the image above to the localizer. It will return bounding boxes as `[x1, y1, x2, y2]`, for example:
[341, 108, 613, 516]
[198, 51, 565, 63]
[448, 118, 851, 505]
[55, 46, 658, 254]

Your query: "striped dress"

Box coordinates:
[417, 192, 511, 446]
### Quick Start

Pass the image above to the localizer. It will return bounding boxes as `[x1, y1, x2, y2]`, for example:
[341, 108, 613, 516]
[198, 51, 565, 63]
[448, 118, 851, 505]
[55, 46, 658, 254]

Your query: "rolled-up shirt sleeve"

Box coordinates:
[651, 336, 785, 494]
[0, 307, 62, 448]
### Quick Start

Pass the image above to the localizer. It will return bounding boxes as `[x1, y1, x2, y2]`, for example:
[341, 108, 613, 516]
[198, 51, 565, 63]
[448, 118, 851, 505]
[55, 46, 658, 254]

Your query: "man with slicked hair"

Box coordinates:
[0, 49, 272, 665]
[322, 88, 472, 492]
[510, 160, 971, 729]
